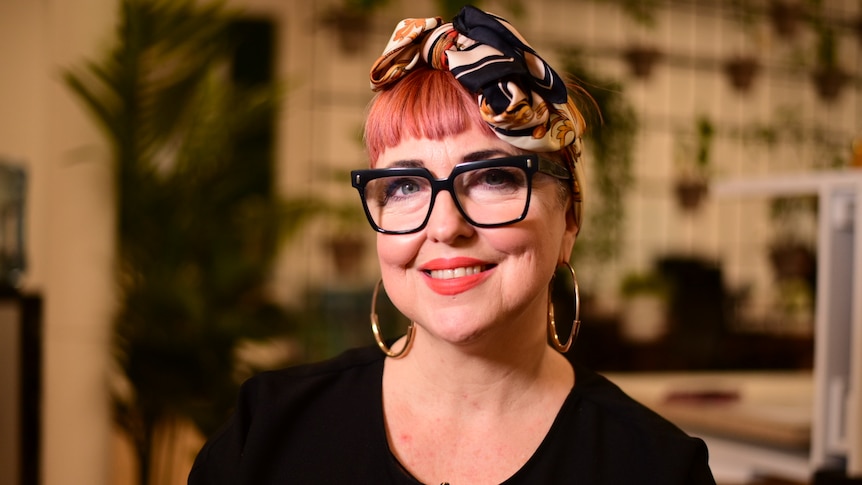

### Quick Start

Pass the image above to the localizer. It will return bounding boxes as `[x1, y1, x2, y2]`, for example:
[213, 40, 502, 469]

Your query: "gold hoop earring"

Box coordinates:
[370, 279, 415, 358]
[548, 262, 581, 353]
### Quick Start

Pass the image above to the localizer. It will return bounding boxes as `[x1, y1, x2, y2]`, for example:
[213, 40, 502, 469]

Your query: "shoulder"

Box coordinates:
[570, 362, 685, 437]
[188, 345, 388, 485]
[232, 344, 386, 438]
[241, 344, 385, 405]
[548, 362, 715, 483]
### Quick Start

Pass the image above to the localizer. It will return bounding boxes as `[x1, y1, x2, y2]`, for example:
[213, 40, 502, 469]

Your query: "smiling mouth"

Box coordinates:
[425, 264, 495, 280]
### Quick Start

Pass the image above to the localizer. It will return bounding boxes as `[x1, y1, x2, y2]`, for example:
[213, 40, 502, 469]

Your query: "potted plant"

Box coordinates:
[723, 0, 761, 93]
[723, 55, 760, 92]
[622, 45, 663, 79]
[673, 116, 714, 211]
[619, 270, 670, 344]
[810, 26, 849, 102]
[320, 0, 389, 55]
[322, 201, 371, 278]
[768, 195, 817, 282]
[769, 0, 804, 39]
[767, 195, 817, 335]
[580, 0, 662, 79]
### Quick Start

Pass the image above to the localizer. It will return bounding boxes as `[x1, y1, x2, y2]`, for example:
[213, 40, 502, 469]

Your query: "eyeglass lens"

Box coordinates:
[363, 165, 530, 233]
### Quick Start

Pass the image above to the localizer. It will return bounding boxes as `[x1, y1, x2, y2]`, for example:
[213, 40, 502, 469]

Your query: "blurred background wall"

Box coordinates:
[0, 0, 859, 484]
[1, 1, 116, 485]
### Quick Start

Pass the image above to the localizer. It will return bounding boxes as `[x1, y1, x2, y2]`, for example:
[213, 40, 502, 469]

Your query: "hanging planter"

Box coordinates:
[811, 26, 848, 102]
[622, 45, 662, 79]
[321, 6, 373, 55]
[673, 116, 714, 212]
[326, 233, 367, 277]
[673, 178, 709, 211]
[811, 66, 849, 102]
[723, 56, 760, 92]
[769, 0, 803, 39]
[320, 0, 391, 55]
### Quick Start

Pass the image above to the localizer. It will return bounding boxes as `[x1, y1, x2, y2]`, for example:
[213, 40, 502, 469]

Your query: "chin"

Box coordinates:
[423, 317, 492, 346]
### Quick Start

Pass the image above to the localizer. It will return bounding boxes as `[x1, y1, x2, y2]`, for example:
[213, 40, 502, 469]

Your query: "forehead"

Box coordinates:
[374, 126, 521, 174]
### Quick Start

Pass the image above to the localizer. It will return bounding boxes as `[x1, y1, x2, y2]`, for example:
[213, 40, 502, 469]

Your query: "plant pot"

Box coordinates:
[621, 295, 668, 344]
[622, 46, 662, 79]
[674, 179, 708, 211]
[723, 56, 760, 92]
[769, 0, 802, 39]
[322, 8, 371, 55]
[811, 66, 849, 102]
[769, 243, 815, 281]
[327, 234, 367, 276]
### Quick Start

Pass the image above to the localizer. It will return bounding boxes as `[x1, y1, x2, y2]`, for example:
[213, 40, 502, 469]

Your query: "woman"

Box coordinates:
[189, 6, 715, 484]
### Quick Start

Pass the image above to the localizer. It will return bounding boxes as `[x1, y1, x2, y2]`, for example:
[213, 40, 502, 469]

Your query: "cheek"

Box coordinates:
[504, 207, 569, 262]
[376, 234, 422, 321]
[376, 233, 421, 271]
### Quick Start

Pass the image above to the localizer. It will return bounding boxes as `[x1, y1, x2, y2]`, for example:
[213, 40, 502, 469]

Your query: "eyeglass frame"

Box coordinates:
[350, 154, 572, 235]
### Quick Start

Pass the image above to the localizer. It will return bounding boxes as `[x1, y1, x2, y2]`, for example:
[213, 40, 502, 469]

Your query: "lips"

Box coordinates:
[420, 258, 495, 295]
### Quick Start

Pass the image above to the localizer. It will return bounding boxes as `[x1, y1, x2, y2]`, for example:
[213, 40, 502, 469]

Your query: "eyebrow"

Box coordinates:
[384, 149, 515, 169]
[462, 149, 512, 162]
[387, 160, 424, 169]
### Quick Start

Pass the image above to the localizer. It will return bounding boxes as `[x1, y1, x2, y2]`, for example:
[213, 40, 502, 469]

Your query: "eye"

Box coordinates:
[387, 177, 423, 197]
[481, 168, 520, 187]
[464, 167, 525, 192]
[370, 176, 428, 206]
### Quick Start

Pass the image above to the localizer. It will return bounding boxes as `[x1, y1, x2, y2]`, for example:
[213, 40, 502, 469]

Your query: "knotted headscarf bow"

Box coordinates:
[370, 6, 583, 153]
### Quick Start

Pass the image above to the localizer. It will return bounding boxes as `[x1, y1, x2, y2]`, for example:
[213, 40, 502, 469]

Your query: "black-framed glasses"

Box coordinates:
[351, 155, 571, 234]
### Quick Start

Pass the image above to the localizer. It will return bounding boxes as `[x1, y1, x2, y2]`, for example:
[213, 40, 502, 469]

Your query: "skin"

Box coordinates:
[375, 123, 579, 484]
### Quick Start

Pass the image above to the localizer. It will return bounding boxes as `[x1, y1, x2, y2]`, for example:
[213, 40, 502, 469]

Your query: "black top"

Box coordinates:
[188, 345, 716, 484]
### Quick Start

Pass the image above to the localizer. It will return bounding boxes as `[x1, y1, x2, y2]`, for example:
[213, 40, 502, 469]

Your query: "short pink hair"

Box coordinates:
[364, 67, 494, 164]
[363, 66, 585, 230]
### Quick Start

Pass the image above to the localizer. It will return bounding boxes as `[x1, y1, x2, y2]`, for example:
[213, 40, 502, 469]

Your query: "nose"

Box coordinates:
[425, 190, 474, 243]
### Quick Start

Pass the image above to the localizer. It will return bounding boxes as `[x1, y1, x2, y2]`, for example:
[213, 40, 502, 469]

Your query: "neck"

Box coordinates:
[380, 320, 576, 485]
[383, 325, 573, 413]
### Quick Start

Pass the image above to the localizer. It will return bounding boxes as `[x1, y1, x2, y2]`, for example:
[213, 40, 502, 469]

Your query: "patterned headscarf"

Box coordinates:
[370, 6, 583, 153]
[369, 5, 585, 230]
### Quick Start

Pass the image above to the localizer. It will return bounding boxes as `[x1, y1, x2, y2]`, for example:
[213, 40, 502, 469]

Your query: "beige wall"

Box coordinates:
[1, 0, 116, 484]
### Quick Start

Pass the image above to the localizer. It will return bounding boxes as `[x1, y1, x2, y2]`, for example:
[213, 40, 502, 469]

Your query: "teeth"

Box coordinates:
[429, 265, 484, 280]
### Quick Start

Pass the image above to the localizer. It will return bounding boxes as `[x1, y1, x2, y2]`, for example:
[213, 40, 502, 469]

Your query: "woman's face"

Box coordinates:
[373, 124, 578, 347]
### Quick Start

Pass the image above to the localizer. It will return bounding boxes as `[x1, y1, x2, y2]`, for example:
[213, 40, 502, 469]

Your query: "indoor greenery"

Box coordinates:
[671, 115, 714, 211]
[63, 1, 323, 484]
[561, 50, 638, 265]
[808, 1, 849, 101]
[619, 270, 670, 300]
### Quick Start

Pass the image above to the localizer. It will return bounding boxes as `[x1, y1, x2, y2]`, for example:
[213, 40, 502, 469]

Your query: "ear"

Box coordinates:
[558, 204, 578, 262]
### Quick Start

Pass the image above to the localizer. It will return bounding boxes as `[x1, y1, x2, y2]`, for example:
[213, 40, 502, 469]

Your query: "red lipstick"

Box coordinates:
[420, 257, 495, 296]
